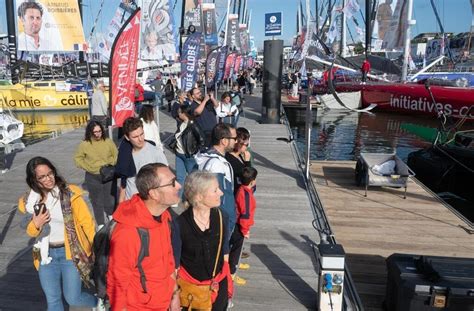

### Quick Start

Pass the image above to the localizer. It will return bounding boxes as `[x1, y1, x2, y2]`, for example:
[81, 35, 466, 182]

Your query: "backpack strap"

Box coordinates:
[136, 228, 150, 293]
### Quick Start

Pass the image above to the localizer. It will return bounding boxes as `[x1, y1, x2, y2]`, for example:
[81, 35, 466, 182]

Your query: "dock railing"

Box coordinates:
[279, 99, 365, 311]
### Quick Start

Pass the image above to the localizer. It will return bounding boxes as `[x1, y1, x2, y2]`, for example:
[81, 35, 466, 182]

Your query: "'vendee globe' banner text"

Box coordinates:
[181, 32, 202, 92]
[110, 10, 141, 127]
[16, 0, 86, 52]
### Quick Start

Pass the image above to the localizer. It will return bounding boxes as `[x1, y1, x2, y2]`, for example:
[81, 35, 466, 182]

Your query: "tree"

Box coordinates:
[353, 42, 365, 55]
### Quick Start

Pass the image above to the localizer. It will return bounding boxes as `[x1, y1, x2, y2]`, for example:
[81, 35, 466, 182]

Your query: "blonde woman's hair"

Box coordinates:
[183, 171, 218, 209]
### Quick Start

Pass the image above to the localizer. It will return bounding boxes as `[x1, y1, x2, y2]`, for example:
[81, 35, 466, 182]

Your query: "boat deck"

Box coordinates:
[310, 160, 474, 311]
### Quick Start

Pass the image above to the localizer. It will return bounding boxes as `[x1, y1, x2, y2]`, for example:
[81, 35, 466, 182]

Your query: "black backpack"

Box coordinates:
[165, 84, 174, 100]
[181, 122, 205, 157]
[92, 220, 150, 300]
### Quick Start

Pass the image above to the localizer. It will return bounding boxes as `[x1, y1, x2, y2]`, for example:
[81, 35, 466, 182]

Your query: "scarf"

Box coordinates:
[60, 189, 94, 288]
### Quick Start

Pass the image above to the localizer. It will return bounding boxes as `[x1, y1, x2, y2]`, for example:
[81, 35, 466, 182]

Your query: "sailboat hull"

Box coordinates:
[0, 81, 89, 111]
[358, 82, 474, 120]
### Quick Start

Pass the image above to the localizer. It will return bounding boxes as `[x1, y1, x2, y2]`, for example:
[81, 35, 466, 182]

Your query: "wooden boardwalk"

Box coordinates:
[310, 161, 474, 311]
[0, 91, 320, 310]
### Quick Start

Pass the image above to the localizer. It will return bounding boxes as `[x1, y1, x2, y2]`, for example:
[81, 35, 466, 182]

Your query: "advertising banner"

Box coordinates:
[201, 3, 218, 46]
[226, 14, 240, 52]
[234, 55, 242, 73]
[183, 0, 202, 33]
[224, 52, 236, 80]
[110, 10, 141, 127]
[216, 46, 228, 83]
[16, 0, 86, 52]
[139, 0, 178, 62]
[239, 24, 248, 55]
[373, 0, 408, 50]
[181, 32, 202, 91]
[205, 47, 219, 88]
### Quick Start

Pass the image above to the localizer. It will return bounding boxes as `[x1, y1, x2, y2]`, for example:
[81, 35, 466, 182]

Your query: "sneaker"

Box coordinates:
[92, 298, 106, 311]
[233, 275, 247, 285]
[238, 263, 250, 270]
[241, 252, 250, 259]
[227, 299, 234, 309]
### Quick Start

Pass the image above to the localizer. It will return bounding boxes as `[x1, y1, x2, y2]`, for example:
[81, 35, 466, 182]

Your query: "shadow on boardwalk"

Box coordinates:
[250, 230, 318, 309]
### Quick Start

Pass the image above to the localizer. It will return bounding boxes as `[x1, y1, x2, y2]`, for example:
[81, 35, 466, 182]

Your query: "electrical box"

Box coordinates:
[317, 244, 345, 311]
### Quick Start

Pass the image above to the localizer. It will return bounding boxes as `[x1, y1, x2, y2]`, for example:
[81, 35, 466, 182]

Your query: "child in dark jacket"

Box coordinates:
[228, 166, 258, 286]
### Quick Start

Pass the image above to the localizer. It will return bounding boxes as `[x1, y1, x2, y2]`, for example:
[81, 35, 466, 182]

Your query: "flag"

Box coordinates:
[224, 52, 236, 80]
[216, 46, 228, 83]
[343, 0, 360, 19]
[181, 32, 202, 91]
[205, 47, 220, 88]
[226, 14, 241, 52]
[202, 3, 218, 46]
[110, 9, 141, 127]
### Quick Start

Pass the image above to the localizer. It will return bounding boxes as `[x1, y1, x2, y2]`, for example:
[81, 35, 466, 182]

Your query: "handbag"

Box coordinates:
[99, 165, 115, 183]
[167, 136, 178, 150]
[178, 209, 223, 311]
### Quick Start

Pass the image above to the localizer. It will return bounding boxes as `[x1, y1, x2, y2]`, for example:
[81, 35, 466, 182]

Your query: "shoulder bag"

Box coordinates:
[99, 165, 115, 183]
[178, 209, 223, 310]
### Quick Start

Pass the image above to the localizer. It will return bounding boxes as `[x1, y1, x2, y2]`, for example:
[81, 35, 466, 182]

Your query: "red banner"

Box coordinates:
[234, 55, 242, 73]
[110, 10, 141, 127]
[223, 53, 236, 80]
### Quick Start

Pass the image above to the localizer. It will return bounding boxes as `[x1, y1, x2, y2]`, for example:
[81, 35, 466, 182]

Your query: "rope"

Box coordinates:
[88, 0, 105, 41]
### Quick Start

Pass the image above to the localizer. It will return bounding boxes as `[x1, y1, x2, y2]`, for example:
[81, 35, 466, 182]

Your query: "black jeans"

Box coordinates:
[84, 172, 114, 225]
[228, 225, 245, 275]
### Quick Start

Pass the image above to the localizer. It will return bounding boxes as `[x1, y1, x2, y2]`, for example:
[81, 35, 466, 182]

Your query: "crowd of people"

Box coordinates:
[19, 76, 260, 310]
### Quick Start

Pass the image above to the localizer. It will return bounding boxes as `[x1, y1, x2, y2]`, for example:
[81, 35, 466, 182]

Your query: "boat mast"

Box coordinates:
[401, 0, 414, 81]
[341, 0, 347, 56]
[365, 0, 371, 56]
[5, 0, 18, 83]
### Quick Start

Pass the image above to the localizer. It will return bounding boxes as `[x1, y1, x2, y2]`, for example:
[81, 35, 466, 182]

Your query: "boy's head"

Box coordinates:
[241, 166, 258, 187]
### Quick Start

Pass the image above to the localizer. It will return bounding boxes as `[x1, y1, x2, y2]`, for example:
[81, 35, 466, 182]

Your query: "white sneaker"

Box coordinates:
[92, 298, 107, 311]
[227, 299, 234, 309]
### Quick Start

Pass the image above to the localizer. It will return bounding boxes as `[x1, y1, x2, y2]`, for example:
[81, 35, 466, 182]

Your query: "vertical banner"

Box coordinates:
[226, 14, 241, 52]
[239, 24, 248, 55]
[181, 32, 202, 91]
[140, 0, 178, 62]
[110, 10, 141, 127]
[224, 52, 236, 80]
[216, 46, 228, 83]
[183, 0, 202, 32]
[205, 47, 220, 88]
[234, 55, 242, 73]
[16, 0, 86, 52]
[201, 3, 218, 46]
[101, 3, 134, 60]
[382, 0, 408, 50]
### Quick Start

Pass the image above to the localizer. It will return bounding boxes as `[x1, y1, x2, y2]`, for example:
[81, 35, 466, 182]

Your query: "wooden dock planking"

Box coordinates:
[0, 92, 321, 310]
[310, 160, 474, 310]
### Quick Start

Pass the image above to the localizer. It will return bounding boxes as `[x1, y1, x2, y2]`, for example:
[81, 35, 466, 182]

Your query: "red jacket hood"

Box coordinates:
[113, 194, 170, 228]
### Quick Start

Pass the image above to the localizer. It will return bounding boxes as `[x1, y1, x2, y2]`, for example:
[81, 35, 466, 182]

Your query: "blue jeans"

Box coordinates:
[175, 152, 197, 197]
[155, 92, 163, 108]
[38, 247, 97, 311]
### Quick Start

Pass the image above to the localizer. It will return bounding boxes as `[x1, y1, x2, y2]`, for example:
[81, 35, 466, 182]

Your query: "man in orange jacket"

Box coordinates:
[107, 163, 181, 311]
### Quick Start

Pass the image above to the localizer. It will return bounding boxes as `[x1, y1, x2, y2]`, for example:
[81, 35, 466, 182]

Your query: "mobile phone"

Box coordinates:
[34, 203, 46, 216]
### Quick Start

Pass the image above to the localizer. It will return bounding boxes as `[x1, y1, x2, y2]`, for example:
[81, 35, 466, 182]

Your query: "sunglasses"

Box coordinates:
[225, 136, 238, 141]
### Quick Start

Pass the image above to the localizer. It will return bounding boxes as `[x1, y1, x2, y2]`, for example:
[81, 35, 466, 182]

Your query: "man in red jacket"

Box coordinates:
[361, 58, 371, 83]
[107, 163, 181, 311]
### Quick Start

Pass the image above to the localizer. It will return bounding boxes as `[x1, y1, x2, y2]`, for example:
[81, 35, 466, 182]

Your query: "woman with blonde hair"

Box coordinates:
[176, 171, 231, 310]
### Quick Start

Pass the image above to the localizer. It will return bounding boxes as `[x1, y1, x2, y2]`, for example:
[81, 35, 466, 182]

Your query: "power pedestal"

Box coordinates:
[317, 244, 346, 311]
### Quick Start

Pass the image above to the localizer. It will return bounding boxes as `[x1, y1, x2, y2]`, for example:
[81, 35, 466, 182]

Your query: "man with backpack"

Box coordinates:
[106, 163, 181, 311]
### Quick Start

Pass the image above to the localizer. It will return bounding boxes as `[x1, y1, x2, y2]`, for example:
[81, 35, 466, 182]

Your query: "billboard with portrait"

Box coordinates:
[139, 0, 178, 63]
[16, 0, 86, 52]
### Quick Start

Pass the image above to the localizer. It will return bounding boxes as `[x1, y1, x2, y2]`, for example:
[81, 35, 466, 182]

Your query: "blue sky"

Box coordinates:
[1, 0, 472, 49]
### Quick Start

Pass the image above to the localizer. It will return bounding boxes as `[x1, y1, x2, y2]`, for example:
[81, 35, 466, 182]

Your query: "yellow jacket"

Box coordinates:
[18, 185, 96, 270]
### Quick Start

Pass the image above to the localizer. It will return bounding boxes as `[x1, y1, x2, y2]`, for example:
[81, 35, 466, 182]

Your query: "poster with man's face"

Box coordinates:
[16, 0, 86, 52]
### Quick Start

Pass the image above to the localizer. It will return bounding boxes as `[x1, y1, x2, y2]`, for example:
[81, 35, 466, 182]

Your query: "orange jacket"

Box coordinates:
[107, 195, 175, 311]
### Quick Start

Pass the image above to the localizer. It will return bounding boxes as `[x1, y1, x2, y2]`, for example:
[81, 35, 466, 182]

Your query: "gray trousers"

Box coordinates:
[84, 172, 114, 225]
